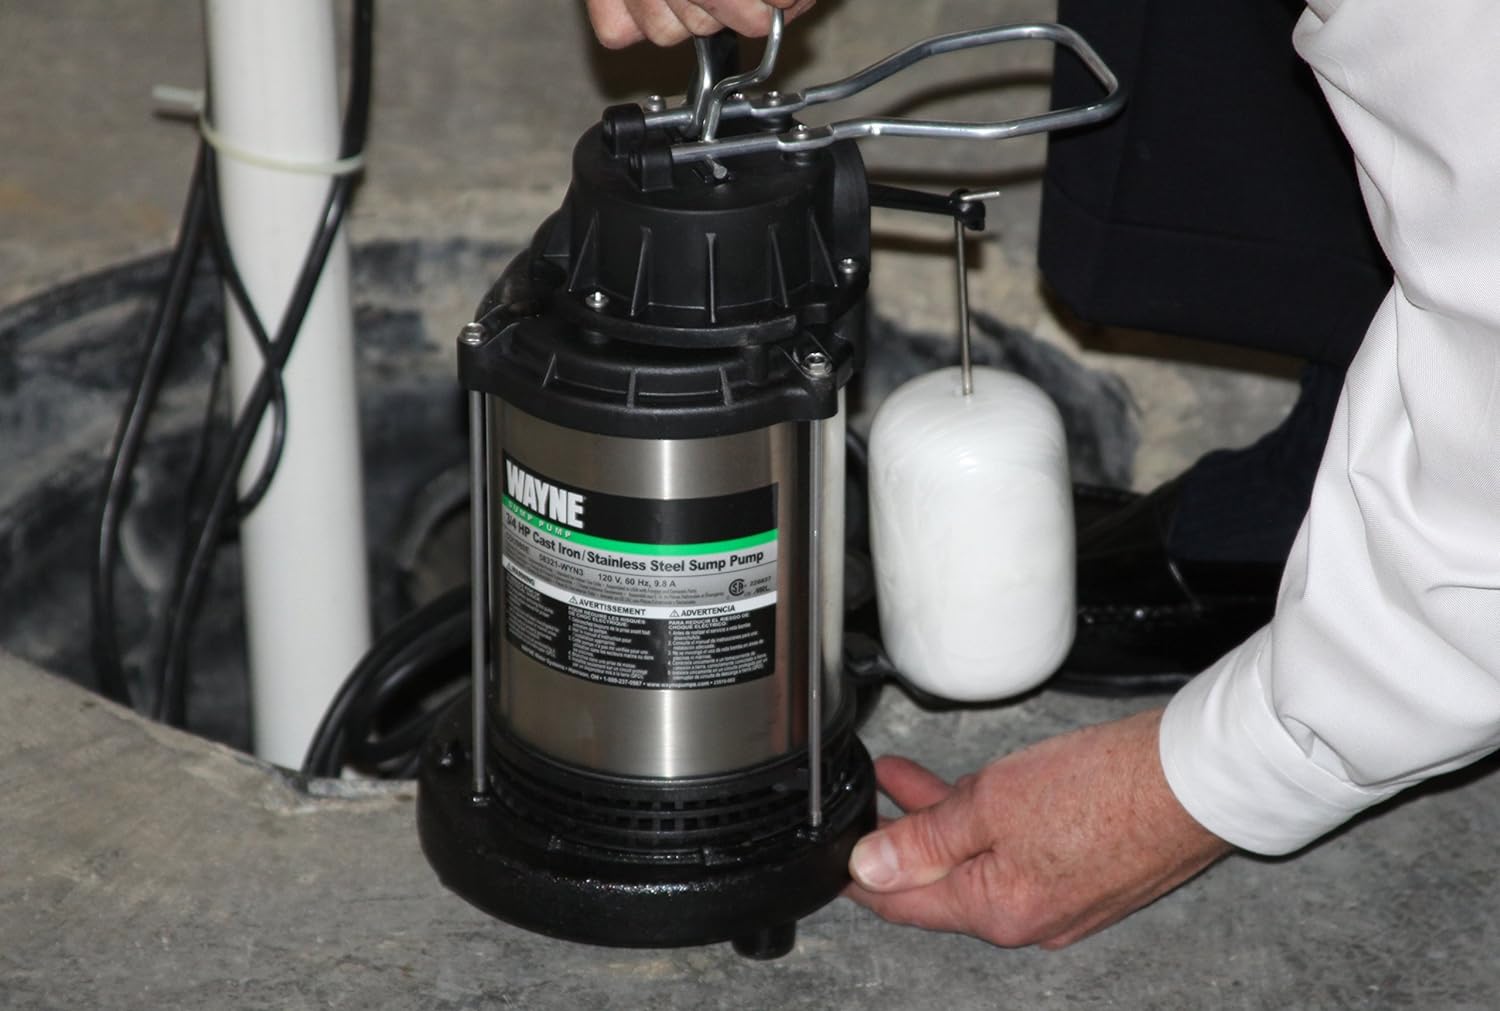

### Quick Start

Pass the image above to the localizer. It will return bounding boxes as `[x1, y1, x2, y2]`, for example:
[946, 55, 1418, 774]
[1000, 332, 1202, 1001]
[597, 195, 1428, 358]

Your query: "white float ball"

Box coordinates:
[868, 366, 1075, 701]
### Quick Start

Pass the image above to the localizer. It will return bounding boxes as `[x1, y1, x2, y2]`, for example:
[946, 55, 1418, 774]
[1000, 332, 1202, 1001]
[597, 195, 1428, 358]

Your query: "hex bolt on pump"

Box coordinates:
[416, 10, 1121, 958]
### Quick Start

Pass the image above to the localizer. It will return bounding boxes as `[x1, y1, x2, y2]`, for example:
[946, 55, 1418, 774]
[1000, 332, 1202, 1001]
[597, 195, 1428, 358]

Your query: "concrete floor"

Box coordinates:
[5, 2, 1499, 1008]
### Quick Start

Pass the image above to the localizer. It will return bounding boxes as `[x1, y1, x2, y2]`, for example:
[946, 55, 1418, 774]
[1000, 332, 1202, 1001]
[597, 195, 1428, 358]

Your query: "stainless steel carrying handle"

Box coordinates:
[651, 22, 1123, 165]
[688, 7, 785, 142]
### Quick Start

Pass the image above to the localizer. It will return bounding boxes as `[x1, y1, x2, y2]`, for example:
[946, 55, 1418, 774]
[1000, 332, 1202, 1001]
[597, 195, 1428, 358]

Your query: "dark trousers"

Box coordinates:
[1039, 0, 1393, 561]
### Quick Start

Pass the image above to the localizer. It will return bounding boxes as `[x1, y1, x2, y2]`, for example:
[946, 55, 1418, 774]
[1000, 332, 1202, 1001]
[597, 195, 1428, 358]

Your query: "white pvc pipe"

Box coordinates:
[204, 0, 372, 767]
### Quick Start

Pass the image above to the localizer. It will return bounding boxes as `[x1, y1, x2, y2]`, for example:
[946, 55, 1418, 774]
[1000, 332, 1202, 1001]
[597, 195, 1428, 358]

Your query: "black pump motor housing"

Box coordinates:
[417, 99, 877, 958]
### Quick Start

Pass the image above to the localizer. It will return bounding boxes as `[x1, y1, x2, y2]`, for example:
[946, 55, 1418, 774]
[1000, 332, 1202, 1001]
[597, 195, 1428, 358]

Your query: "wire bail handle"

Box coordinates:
[649, 21, 1123, 166]
[686, 6, 785, 142]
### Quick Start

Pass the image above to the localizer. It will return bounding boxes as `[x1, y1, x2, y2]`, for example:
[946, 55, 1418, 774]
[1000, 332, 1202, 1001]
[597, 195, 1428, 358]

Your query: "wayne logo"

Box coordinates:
[504, 460, 586, 530]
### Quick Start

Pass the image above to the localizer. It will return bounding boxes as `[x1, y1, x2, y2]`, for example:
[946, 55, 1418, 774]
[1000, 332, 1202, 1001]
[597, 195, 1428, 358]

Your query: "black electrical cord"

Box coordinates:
[343, 642, 467, 770]
[90, 147, 210, 710]
[153, 0, 376, 726]
[199, 146, 289, 518]
[137, 311, 230, 694]
[152, 178, 352, 723]
[302, 586, 470, 778]
[90, 138, 291, 715]
[92, 0, 376, 720]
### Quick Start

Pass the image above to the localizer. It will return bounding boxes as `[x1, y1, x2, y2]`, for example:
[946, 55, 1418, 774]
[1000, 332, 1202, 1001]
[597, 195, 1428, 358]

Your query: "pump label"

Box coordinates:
[499, 455, 778, 690]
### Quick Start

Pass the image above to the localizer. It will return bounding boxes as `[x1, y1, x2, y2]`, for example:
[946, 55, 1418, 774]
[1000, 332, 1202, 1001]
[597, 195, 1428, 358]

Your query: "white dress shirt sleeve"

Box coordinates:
[1158, 0, 1500, 855]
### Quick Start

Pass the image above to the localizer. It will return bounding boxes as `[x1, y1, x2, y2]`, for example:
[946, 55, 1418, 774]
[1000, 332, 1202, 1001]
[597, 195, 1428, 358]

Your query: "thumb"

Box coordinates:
[848, 783, 989, 893]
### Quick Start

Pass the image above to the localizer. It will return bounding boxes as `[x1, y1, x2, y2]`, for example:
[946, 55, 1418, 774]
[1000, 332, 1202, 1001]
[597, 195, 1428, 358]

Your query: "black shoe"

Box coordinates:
[1049, 478, 1282, 697]
[1072, 481, 1140, 531]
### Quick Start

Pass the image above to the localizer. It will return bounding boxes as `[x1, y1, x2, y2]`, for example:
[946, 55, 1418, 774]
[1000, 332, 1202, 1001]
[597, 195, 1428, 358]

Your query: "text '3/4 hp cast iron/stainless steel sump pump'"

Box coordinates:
[416, 14, 1121, 959]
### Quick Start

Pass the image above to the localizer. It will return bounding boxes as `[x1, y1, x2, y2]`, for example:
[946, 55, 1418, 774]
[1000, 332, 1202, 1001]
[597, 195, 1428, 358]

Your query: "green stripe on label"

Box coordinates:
[503, 496, 777, 556]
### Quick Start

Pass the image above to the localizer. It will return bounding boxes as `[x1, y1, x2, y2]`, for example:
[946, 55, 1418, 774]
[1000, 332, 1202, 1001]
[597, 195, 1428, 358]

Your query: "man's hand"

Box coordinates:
[845, 707, 1232, 949]
[585, 0, 815, 49]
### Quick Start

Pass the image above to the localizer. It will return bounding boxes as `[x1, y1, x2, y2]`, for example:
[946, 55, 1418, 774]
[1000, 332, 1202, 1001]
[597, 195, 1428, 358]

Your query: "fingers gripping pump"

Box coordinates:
[416, 13, 1121, 958]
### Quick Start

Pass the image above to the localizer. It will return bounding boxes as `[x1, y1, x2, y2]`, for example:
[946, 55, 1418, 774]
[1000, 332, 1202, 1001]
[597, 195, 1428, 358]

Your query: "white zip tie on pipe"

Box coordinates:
[152, 85, 366, 176]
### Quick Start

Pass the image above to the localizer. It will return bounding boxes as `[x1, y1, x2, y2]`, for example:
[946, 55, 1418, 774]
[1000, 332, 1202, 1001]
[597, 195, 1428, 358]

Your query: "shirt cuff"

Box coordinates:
[1159, 626, 1397, 855]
